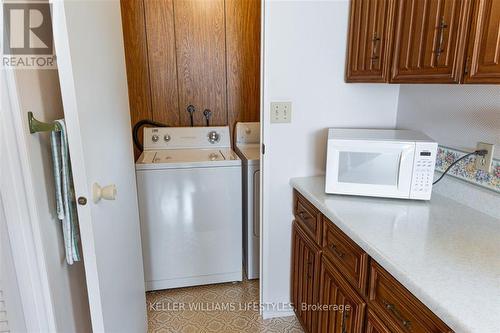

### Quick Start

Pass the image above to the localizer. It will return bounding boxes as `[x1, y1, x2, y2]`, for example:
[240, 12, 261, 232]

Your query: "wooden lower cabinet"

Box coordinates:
[318, 257, 366, 333]
[291, 222, 321, 333]
[291, 190, 453, 333]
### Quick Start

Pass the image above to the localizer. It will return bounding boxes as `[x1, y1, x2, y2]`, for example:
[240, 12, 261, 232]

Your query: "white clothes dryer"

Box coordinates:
[234, 122, 260, 280]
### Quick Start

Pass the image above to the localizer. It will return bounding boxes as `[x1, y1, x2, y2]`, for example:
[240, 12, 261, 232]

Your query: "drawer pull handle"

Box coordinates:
[383, 300, 412, 331]
[329, 244, 346, 258]
[341, 307, 350, 333]
[298, 211, 310, 220]
[307, 260, 313, 279]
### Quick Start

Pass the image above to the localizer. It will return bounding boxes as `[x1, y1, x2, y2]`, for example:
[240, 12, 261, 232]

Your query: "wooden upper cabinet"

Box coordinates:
[346, 0, 396, 82]
[464, 0, 500, 83]
[391, 0, 469, 83]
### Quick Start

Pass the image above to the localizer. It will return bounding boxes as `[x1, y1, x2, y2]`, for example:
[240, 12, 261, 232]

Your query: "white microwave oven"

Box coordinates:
[325, 129, 438, 200]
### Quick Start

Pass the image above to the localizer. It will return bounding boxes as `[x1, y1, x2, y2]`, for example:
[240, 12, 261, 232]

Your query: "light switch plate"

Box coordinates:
[475, 142, 495, 172]
[270, 102, 292, 123]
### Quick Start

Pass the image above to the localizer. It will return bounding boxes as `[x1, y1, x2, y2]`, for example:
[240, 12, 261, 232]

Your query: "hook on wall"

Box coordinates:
[203, 109, 212, 126]
[28, 112, 61, 134]
[186, 105, 196, 127]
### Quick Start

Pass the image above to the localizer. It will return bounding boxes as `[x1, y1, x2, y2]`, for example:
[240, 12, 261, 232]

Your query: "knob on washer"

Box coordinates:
[207, 131, 220, 144]
[152, 134, 159, 142]
[164, 134, 171, 142]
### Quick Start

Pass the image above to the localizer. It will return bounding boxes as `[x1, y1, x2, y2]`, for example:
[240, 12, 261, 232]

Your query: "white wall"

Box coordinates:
[12, 69, 92, 332]
[396, 85, 500, 158]
[261, 0, 400, 317]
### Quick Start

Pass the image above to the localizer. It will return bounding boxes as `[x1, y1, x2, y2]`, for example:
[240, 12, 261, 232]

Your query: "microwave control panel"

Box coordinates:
[410, 142, 438, 200]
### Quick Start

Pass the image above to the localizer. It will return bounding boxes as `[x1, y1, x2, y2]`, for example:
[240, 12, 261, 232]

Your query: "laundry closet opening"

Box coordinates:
[120, 0, 263, 329]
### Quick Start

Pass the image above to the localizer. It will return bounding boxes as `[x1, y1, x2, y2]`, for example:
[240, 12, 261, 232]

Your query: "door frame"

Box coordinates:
[0, 68, 56, 332]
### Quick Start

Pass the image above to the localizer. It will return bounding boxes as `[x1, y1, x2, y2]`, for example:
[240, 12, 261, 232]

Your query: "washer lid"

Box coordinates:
[236, 144, 260, 161]
[136, 148, 241, 170]
[152, 149, 225, 164]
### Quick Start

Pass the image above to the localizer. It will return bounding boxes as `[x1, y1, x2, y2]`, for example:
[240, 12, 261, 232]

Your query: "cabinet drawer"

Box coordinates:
[366, 309, 391, 333]
[369, 261, 453, 333]
[293, 190, 322, 245]
[322, 218, 368, 296]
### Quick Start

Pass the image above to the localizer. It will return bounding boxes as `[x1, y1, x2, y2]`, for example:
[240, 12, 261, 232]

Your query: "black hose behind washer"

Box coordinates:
[133, 119, 168, 152]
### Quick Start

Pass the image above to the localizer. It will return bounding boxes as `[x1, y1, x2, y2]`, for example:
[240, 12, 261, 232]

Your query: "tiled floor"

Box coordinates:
[146, 279, 304, 333]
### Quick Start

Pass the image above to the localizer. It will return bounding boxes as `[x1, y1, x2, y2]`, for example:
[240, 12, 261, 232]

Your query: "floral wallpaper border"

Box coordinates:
[435, 146, 500, 193]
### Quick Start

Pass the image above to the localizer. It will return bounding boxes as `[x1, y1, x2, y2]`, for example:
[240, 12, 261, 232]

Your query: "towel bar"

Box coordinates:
[28, 112, 61, 134]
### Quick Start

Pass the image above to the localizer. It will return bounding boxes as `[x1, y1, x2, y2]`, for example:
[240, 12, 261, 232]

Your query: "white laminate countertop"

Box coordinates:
[290, 176, 500, 333]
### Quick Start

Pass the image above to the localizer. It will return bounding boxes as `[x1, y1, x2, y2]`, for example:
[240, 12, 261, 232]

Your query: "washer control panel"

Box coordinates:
[143, 126, 231, 150]
[410, 142, 438, 200]
[235, 122, 260, 144]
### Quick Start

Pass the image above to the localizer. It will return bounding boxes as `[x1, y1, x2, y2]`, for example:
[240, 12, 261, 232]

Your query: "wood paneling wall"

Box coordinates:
[226, 0, 261, 125]
[144, 0, 179, 125]
[121, 0, 260, 157]
[120, 0, 152, 157]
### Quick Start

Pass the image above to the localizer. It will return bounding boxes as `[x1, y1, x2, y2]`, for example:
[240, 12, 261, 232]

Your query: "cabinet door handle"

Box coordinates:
[434, 17, 448, 59]
[371, 33, 381, 63]
[298, 211, 310, 220]
[307, 259, 314, 279]
[341, 306, 350, 333]
[329, 244, 346, 258]
[382, 299, 412, 331]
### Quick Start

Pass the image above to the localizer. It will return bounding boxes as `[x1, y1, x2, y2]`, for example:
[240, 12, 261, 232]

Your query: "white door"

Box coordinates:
[51, 1, 147, 332]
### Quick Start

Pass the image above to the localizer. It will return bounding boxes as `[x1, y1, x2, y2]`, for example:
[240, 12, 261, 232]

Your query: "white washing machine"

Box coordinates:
[234, 122, 260, 280]
[136, 126, 242, 291]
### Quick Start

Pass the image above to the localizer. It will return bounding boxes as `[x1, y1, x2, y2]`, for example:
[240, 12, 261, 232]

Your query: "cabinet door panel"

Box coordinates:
[346, 0, 396, 82]
[464, 0, 500, 83]
[291, 222, 320, 333]
[391, 0, 468, 83]
[318, 257, 366, 333]
[174, 0, 227, 126]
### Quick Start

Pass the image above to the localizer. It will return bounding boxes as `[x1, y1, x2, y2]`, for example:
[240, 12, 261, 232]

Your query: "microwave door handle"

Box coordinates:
[396, 151, 403, 189]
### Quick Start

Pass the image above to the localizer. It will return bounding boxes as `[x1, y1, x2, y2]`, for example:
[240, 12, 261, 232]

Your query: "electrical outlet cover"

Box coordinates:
[475, 142, 495, 172]
[270, 102, 292, 123]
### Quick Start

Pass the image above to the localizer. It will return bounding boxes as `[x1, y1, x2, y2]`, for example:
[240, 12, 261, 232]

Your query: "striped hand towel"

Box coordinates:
[50, 120, 80, 265]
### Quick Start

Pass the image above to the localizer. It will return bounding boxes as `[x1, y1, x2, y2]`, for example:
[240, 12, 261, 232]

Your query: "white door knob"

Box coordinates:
[93, 183, 117, 203]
